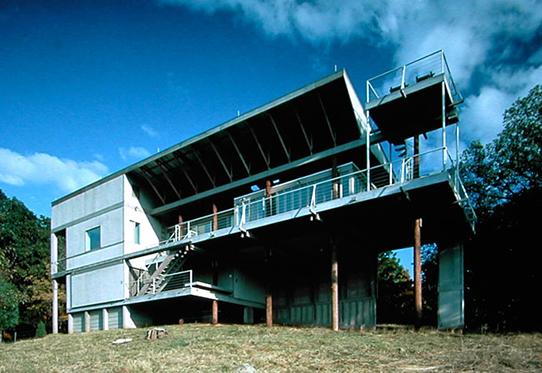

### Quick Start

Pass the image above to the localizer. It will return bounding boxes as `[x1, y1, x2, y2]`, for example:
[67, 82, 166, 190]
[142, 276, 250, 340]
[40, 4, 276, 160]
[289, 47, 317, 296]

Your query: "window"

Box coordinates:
[86, 226, 101, 251]
[133, 222, 140, 244]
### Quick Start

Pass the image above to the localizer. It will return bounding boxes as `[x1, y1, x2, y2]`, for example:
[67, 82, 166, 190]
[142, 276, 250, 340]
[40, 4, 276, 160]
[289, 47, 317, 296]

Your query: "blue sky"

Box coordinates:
[1, 0, 541, 274]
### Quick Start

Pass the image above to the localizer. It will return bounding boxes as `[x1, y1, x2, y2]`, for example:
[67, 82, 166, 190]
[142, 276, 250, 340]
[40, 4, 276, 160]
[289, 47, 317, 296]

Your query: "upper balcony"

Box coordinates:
[366, 50, 462, 144]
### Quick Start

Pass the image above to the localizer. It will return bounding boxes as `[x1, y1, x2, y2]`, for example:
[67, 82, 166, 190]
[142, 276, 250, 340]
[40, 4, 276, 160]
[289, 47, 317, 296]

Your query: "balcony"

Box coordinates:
[159, 146, 475, 250]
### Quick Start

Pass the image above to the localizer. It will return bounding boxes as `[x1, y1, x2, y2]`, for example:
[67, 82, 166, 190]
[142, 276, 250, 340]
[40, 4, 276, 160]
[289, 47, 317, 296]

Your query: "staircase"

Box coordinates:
[138, 245, 194, 295]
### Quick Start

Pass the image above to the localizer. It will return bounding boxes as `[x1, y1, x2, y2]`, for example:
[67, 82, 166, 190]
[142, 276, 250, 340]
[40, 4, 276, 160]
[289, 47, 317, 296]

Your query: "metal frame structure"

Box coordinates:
[51, 51, 474, 333]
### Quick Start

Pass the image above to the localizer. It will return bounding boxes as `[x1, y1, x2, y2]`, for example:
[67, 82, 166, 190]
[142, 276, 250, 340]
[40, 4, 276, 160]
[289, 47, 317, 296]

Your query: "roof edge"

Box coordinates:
[52, 70, 347, 207]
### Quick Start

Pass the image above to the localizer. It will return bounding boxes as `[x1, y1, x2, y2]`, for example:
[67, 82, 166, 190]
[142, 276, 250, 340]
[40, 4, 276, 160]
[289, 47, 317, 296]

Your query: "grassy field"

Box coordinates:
[0, 324, 540, 372]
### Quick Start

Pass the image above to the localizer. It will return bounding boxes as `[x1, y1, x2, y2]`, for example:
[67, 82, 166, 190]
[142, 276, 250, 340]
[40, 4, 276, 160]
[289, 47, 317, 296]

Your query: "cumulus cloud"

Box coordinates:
[164, 0, 542, 144]
[0, 148, 108, 192]
[118, 146, 151, 161]
[141, 124, 159, 138]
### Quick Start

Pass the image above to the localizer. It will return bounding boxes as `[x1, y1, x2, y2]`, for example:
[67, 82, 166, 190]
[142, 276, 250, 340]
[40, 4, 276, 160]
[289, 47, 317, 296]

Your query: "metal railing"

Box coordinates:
[51, 147, 476, 275]
[130, 269, 193, 296]
[161, 270, 193, 292]
[366, 50, 462, 104]
[160, 147, 461, 246]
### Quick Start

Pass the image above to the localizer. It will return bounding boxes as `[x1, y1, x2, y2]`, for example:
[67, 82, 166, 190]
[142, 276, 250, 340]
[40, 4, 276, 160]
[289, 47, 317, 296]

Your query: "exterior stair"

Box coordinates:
[139, 245, 194, 295]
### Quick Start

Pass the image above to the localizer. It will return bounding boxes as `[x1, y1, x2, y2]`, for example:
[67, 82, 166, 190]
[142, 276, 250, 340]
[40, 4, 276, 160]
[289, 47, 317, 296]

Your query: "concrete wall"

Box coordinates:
[70, 263, 125, 308]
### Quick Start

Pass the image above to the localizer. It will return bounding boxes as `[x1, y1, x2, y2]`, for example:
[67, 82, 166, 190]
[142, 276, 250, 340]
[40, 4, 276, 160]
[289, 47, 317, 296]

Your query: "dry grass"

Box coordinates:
[0, 324, 541, 372]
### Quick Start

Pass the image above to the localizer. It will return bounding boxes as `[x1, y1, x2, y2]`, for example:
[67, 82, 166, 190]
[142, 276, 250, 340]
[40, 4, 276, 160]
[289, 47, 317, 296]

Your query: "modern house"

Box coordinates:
[50, 51, 475, 333]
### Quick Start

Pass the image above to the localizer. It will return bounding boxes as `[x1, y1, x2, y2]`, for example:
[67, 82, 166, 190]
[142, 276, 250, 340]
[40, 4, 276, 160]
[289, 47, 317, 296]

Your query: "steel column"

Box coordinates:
[442, 82, 447, 169]
[331, 237, 339, 331]
[52, 279, 59, 334]
[414, 218, 422, 329]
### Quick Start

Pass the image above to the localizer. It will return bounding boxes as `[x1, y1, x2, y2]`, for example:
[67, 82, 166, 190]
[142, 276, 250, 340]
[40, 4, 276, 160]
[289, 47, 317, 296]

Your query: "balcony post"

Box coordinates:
[212, 204, 218, 231]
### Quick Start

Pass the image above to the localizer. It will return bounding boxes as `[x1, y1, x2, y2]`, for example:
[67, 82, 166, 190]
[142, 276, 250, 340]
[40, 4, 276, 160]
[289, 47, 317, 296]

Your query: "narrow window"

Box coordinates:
[86, 226, 101, 251]
[134, 222, 140, 244]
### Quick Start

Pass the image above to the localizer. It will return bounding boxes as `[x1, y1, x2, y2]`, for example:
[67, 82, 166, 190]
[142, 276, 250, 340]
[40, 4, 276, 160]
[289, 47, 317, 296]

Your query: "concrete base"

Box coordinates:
[438, 242, 464, 330]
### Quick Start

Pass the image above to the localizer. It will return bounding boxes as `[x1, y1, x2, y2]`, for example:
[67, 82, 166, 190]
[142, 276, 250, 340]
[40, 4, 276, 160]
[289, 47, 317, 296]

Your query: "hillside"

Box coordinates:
[1, 325, 540, 372]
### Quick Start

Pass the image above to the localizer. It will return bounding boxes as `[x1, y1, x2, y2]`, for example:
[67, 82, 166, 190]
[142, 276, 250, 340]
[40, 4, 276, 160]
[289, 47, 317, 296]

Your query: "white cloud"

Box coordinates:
[165, 0, 542, 144]
[462, 64, 542, 144]
[118, 146, 151, 161]
[141, 124, 159, 138]
[0, 148, 108, 192]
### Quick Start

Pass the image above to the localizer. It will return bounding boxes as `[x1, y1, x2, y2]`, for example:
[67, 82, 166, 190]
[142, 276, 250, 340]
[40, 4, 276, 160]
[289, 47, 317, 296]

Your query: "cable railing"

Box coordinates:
[366, 50, 462, 105]
[160, 147, 461, 245]
[51, 147, 475, 275]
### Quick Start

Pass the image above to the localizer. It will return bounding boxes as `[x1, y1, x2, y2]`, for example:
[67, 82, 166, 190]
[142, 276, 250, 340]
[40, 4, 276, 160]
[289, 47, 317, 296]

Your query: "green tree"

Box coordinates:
[0, 276, 19, 331]
[461, 84, 542, 331]
[377, 251, 413, 324]
[0, 189, 52, 332]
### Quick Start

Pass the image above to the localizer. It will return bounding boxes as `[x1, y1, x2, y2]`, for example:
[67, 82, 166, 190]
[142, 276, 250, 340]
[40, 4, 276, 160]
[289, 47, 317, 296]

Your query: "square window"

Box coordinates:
[86, 226, 101, 251]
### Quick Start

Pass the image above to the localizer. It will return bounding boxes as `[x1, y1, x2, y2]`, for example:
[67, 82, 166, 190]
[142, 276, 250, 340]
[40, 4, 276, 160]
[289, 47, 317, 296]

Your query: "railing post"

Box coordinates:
[442, 81, 447, 170]
[401, 65, 406, 89]
[152, 278, 156, 294]
[366, 117, 371, 191]
[311, 184, 317, 208]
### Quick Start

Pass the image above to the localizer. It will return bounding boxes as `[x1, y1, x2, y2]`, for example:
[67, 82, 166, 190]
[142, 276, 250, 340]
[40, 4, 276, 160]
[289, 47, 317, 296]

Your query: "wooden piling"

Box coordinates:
[212, 300, 218, 325]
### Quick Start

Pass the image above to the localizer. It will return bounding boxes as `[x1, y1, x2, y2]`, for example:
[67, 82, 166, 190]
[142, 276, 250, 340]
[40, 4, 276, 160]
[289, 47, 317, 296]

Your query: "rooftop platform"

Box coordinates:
[366, 51, 462, 144]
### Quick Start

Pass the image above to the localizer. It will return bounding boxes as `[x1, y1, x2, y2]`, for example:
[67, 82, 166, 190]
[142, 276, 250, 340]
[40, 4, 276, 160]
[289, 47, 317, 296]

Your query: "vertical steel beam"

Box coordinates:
[330, 237, 339, 331]
[52, 279, 58, 334]
[366, 112, 371, 191]
[442, 82, 447, 169]
[414, 218, 422, 330]
[269, 114, 291, 162]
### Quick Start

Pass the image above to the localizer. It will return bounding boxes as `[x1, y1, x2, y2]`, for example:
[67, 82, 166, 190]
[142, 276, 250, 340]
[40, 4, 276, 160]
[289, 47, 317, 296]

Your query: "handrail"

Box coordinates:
[52, 145, 473, 274]
[366, 50, 461, 104]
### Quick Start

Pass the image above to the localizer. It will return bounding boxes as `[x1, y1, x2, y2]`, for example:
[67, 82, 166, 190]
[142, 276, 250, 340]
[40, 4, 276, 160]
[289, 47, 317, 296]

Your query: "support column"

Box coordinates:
[413, 134, 423, 330]
[211, 300, 218, 325]
[442, 82, 447, 169]
[243, 307, 254, 324]
[84, 311, 90, 333]
[331, 237, 339, 331]
[414, 218, 423, 330]
[67, 314, 73, 334]
[438, 242, 464, 330]
[52, 279, 59, 334]
[212, 204, 218, 231]
[122, 305, 135, 329]
[265, 246, 273, 327]
[102, 308, 109, 331]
